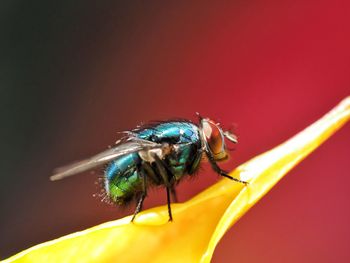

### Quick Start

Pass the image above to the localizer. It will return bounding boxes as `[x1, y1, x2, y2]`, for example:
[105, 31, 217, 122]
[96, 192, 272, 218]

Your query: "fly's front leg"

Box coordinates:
[131, 166, 148, 222]
[206, 152, 248, 185]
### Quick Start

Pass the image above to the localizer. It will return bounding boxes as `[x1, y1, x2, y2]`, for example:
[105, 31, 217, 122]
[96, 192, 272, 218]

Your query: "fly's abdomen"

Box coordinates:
[104, 153, 142, 204]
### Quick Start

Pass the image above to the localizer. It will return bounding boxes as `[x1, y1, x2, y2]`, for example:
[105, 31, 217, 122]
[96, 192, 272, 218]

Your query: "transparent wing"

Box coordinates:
[50, 139, 161, 181]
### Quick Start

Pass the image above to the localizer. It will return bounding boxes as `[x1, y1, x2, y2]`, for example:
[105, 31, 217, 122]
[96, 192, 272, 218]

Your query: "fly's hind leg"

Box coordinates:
[131, 167, 148, 222]
[206, 152, 248, 185]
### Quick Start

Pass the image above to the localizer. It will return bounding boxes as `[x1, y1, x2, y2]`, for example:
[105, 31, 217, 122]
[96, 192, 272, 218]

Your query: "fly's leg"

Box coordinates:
[152, 153, 174, 221]
[206, 152, 248, 185]
[152, 154, 173, 187]
[166, 187, 172, 221]
[170, 186, 178, 203]
[131, 167, 147, 222]
[142, 161, 161, 185]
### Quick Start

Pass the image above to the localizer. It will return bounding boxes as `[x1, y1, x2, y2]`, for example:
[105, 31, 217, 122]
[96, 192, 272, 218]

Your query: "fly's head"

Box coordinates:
[198, 115, 238, 161]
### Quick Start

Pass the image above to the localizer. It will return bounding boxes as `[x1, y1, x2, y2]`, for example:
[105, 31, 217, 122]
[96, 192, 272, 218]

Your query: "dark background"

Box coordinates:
[1, 1, 349, 262]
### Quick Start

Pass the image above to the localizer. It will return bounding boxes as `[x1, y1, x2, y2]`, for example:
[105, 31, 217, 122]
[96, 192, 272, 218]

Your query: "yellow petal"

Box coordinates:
[3, 97, 350, 263]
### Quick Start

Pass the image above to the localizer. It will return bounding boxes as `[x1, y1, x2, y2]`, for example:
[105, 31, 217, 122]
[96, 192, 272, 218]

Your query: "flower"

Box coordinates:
[3, 97, 349, 263]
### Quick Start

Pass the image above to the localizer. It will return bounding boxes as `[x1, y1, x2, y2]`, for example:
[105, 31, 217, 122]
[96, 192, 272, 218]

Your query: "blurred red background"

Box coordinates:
[1, 1, 349, 262]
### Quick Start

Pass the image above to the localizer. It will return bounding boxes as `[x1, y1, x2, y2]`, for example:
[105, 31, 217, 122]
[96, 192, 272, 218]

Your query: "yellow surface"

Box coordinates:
[3, 97, 350, 263]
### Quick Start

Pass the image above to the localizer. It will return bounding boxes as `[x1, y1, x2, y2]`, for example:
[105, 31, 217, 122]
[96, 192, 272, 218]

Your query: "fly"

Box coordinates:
[50, 114, 247, 222]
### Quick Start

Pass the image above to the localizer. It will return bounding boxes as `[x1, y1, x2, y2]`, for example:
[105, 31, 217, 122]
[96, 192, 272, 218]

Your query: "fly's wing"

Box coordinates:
[50, 139, 161, 181]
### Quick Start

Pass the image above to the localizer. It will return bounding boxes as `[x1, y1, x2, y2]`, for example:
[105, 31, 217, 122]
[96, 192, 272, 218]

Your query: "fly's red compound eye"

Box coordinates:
[202, 119, 226, 159]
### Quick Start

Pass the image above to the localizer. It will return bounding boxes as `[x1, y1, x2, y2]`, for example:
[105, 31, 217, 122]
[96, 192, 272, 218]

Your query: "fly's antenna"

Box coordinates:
[223, 130, 238, 144]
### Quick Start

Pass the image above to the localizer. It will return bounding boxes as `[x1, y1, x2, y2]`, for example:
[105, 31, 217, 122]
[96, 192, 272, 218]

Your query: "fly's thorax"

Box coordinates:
[136, 121, 201, 145]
